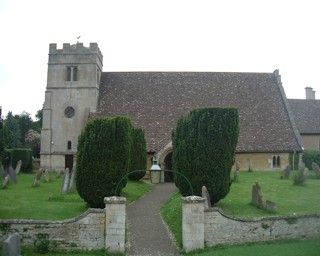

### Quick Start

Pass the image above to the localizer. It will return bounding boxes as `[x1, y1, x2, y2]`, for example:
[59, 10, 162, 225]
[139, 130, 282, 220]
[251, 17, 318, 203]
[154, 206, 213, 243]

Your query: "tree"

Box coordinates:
[25, 129, 41, 158]
[172, 108, 239, 205]
[3, 111, 21, 148]
[76, 117, 133, 208]
[128, 128, 147, 180]
[15, 112, 34, 146]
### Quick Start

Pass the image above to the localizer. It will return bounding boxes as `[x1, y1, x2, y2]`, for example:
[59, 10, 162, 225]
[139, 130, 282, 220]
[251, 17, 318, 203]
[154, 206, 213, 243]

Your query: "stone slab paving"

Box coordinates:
[126, 182, 180, 256]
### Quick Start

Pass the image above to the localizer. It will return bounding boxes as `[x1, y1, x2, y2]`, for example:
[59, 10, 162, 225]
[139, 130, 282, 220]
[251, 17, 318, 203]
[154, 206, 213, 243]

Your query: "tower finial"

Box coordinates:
[76, 36, 81, 43]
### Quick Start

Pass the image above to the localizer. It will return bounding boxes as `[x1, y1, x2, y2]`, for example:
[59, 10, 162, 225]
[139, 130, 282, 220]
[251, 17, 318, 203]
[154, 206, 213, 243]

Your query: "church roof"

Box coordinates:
[288, 99, 320, 134]
[92, 71, 303, 153]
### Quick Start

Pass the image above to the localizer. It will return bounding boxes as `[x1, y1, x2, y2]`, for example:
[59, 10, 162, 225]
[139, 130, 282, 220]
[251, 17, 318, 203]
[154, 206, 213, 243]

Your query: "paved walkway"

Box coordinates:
[126, 182, 180, 256]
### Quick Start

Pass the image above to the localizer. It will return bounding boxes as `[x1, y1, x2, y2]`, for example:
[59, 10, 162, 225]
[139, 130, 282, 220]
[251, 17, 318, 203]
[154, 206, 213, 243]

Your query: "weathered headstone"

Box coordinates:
[62, 168, 70, 193]
[8, 166, 17, 184]
[44, 169, 50, 183]
[265, 200, 277, 213]
[1, 175, 9, 189]
[68, 167, 76, 192]
[32, 168, 44, 187]
[251, 182, 264, 208]
[2, 233, 21, 256]
[247, 158, 253, 172]
[311, 162, 320, 178]
[15, 160, 22, 175]
[201, 186, 212, 209]
[56, 169, 64, 178]
[234, 160, 240, 182]
[283, 165, 291, 179]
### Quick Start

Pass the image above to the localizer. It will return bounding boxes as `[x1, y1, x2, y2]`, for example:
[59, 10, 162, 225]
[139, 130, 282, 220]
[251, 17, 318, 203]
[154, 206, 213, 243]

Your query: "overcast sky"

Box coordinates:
[0, 0, 319, 119]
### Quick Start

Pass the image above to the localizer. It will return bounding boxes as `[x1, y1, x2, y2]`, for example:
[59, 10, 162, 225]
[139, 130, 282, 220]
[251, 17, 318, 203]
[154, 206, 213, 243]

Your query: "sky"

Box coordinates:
[0, 0, 319, 120]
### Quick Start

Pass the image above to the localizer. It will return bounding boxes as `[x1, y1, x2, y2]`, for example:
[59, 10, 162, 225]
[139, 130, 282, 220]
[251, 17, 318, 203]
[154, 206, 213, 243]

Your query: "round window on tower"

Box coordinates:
[64, 106, 75, 118]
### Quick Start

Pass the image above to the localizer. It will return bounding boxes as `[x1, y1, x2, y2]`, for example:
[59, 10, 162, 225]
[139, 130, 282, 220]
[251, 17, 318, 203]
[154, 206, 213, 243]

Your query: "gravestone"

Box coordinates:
[2, 233, 21, 256]
[62, 168, 70, 193]
[251, 182, 264, 208]
[1, 175, 9, 189]
[201, 186, 212, 209]
[265, 200, 277, 213]
[15, 160, 22, 175]
[234, 160, 240, 182]
[44, 169, 50, 183]
[247, 158, 253, 172]
[283, 165, 291, 179]
[68, 167, 76, 192]
[8, 166, 17, 184]
[303, 167, 309, 177]
[32, 168, 44, 187]
[56, 169, 64, 178]
[311, 162, 320, 178]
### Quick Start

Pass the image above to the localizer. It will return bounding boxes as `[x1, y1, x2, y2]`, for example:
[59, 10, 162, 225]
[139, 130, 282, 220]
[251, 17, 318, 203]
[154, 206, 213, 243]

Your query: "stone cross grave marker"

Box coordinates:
[32, 168, 44, 187]
[283, 164, 291, 179]
[15, 160, 22, 175]
[202, 186, 212, 209]
[251, 182, 264, 208]
[2, 233, 21, 256]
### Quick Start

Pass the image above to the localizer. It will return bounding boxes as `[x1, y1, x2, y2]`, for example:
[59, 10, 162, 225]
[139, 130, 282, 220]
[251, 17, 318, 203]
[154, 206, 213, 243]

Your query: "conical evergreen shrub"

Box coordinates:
[172, 107, 239, 205]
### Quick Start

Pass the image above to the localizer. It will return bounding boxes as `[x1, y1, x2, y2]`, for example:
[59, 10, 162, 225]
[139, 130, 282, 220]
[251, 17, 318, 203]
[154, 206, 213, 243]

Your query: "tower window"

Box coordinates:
[67, 141, 72, 150]
[66, 66, 78, 81]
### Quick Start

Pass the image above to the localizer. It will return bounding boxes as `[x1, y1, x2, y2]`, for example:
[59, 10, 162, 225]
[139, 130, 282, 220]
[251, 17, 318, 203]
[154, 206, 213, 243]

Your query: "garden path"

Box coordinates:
[126, 182, 180, 256]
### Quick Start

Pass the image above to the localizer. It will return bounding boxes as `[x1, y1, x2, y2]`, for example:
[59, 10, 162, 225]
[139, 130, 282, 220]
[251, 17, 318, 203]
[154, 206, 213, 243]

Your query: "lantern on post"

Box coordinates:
[149, 157, 164, 184]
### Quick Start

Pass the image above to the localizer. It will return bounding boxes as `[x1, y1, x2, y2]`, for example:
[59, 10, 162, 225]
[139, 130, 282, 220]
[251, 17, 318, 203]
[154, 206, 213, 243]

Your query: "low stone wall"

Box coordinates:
[0, 197, 126, 252]
[0, 209, 105, 250]
[204, 208, 320, 247]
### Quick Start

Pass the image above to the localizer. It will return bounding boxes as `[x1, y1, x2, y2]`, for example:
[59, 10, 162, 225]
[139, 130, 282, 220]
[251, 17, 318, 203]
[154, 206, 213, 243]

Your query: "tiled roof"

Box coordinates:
[288, 99, 320, 134]
[92, 71, 303, 153]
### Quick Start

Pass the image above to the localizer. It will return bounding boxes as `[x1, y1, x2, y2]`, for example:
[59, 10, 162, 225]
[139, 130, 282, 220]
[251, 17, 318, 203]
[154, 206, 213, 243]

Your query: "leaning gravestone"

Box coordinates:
[2, 233, 21, 256]
[283, 165, 291, 179]
[68, 167, 76, 192]
[15, 160, 22, 175]
[32, 168, 44, 187]
[1, 175, 9, 189]
[311, 162, 320, 178]
[251, 182, 264, 208]
[61, 168, 70, 193]
[201, 186, 212, 209]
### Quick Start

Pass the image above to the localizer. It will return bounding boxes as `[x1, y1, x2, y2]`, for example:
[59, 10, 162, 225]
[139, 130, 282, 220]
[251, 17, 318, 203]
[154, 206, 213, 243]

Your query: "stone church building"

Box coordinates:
[40, 42, 304, 172]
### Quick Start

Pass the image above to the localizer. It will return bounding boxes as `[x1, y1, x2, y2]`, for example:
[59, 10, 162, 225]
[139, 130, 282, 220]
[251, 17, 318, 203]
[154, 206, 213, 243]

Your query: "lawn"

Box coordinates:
[161, 170, 320, 252]
[0, 172, 152, 220]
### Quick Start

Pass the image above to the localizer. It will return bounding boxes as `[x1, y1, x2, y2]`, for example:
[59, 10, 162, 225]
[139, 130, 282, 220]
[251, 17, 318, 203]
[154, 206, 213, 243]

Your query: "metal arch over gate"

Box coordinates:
[114, 169, 194, 196]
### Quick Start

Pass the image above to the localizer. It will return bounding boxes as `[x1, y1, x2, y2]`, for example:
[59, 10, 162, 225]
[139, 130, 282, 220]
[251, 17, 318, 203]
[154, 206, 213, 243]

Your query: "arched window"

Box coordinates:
[67, 141, 72, 150]
[272, 155, 281, 168]
[66, 66, 78, 81]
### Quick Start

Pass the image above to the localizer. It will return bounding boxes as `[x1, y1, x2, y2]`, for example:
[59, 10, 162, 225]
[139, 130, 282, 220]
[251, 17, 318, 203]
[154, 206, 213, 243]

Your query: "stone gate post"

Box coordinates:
[182, 196, 205, 252]
[104, 197, 126, 252]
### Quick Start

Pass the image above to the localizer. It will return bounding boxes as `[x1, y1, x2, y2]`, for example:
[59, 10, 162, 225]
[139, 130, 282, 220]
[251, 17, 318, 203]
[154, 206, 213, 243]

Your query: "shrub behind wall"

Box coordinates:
[172, 107, 239, 205]
[76, 117, 133, 208]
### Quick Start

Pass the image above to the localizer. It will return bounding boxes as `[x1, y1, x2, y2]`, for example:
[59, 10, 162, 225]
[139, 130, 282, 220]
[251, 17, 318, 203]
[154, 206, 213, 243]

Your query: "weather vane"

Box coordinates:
[76, 36, 81, 43]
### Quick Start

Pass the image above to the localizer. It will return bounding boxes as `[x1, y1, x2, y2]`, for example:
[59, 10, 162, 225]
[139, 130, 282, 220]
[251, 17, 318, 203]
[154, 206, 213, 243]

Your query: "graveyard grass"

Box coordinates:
[0, 172, 152, 220]
[161, 169, 320, 253]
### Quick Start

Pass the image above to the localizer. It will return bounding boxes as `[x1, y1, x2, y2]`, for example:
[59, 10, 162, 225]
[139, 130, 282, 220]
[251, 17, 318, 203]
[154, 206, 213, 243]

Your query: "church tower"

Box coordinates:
[40, 43, 103, 170]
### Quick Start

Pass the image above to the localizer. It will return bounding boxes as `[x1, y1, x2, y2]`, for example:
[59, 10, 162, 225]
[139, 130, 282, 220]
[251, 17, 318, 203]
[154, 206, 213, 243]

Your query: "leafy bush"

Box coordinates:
[128, 128, 147, 181]
[172, 107, 239, 205]
[11, 148, 33, 172]
[302, 150, 320, 170]
[76, 117, 133, 208]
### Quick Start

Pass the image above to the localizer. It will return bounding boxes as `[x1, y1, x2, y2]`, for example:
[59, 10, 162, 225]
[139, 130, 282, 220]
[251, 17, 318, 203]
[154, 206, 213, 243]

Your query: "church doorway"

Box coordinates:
[164, 152, 174, 182]
[65, 155, 74, 170]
